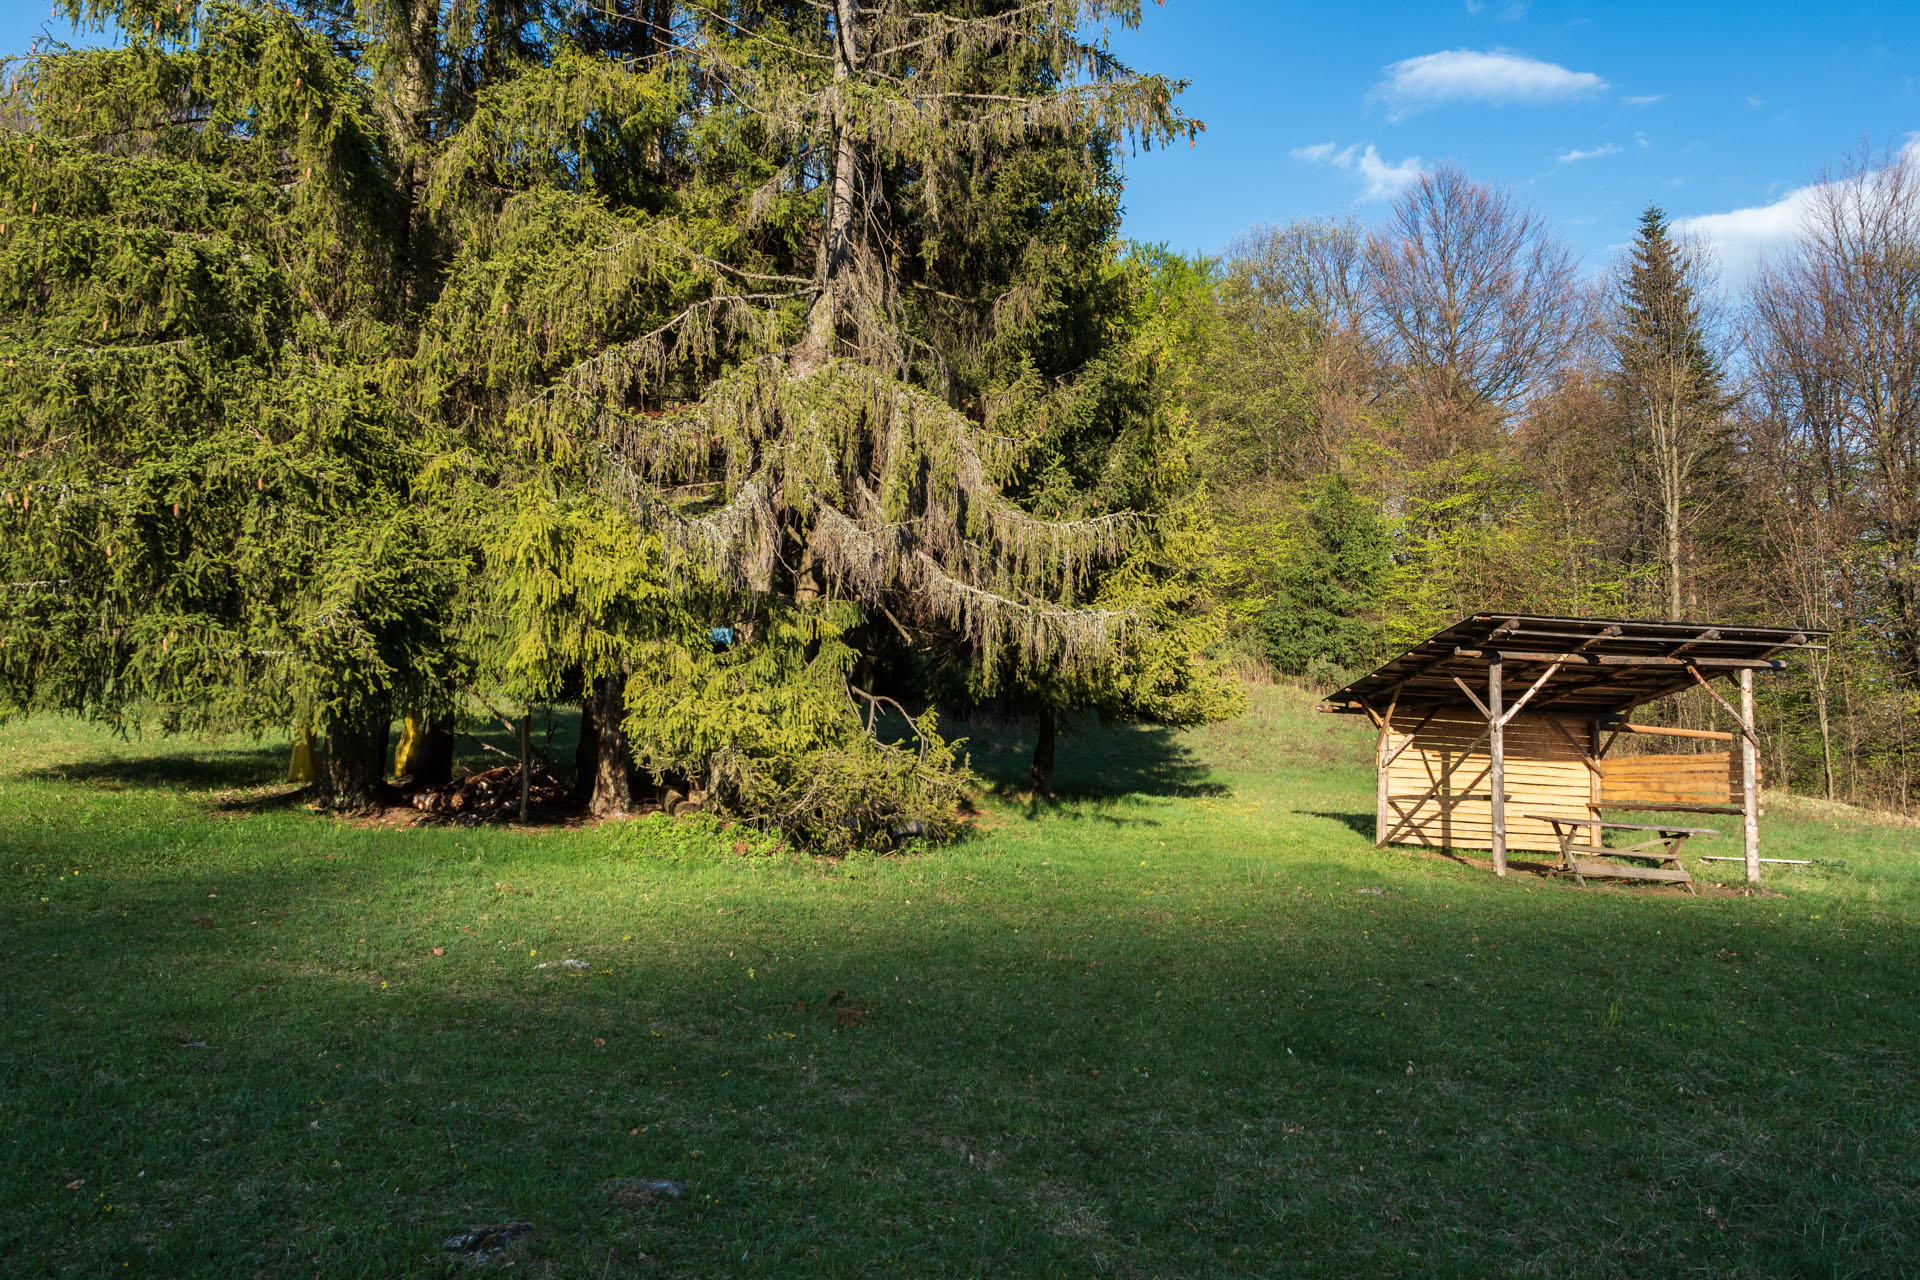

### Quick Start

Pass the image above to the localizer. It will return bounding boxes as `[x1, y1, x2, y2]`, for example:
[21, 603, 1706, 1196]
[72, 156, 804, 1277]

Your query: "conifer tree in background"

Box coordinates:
[1257, 474, 1389, 678]
[983, 245, 1243, 795]
[1609, 204, 1734, 621]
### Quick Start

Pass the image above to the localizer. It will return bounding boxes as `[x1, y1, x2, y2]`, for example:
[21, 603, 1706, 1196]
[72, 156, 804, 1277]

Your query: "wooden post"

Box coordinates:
[1588, 718, 1604, 849]
[1740, 667, 1760, 884]
[1375, 723, 1390, 846]
[1489, 652, 1506, 877]
[518, 708, 532, 824]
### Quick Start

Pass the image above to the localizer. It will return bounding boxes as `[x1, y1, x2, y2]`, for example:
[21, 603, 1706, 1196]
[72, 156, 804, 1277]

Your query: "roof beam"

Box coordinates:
[1498, 661, 1564, 726]
[1450, 675, 1492, 720]
[1383, 641, 1474, 696]
[1686, 663, 1761, 747]
[1609, 722, 1735, 742]
[1497, 621, 1812, 640]
[1523, 668, 1634, 713]
[1667, 628, 1720, 659]
[1454, 647, 1786, 671]
[1573, 623, 1623, 653]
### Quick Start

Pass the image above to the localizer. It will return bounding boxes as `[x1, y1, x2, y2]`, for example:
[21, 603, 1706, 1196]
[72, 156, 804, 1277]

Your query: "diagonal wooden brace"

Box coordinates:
[1498, 661, 1564, 726]
[1686, 663, 1761, 747]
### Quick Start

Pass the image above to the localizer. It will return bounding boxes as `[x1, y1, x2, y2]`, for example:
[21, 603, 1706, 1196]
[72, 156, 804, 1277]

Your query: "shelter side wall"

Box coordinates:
[1598, 751, 1747, 807]
[1381, 711, 1594, 854]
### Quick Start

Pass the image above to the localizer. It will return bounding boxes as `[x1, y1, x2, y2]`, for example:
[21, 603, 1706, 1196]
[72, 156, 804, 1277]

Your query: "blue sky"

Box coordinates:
[7, 2, 1918, 286]
[1104, 0, 1920, 284]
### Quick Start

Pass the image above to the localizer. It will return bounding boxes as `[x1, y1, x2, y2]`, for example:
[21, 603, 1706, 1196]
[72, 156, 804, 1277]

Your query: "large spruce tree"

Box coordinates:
[432, 1, 1220, 824]
[1610, 204, 1734, 620]
[0, 2, 475, 808]
[501, 1, 1198, 659]
[0, 0, 654, 811]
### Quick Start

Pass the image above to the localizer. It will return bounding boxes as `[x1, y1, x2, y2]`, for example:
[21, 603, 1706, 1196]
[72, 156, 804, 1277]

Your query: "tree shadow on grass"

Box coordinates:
[1, 834, 1910, 1278]
[958, 716, 1229, 804]
[1300, 809, 1376, 842]
[20, 743, 288, 793]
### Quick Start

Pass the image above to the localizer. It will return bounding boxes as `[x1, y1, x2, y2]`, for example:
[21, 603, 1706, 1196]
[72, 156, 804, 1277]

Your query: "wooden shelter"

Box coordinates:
[1318, 615, 1826, 884]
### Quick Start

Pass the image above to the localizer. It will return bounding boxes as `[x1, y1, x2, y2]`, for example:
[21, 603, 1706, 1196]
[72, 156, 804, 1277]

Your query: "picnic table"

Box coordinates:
[1524, 814, 1719, 895]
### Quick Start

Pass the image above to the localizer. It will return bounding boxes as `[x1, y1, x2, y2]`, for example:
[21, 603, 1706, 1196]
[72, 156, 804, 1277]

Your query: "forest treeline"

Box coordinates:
[1162, 159, 1918, 815]
[0, 2, 1912, 836]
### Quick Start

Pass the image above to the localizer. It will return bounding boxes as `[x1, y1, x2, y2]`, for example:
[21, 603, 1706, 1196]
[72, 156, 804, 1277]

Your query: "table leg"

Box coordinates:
[1560, 826, 1584, 887]
[1666, 835, 1696, 896]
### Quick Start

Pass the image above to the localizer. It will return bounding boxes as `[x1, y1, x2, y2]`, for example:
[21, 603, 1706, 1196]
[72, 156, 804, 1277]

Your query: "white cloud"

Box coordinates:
[1624, 94, 1664, 108]
[1745, 95, 1764, 108]
[1291, 141, 1425, 201]
[1673, 145, 1920, 283]
[1558, 143, 1622, 165]
[1674, 187, 1816, 282]
[1375, 49, 1608, 119]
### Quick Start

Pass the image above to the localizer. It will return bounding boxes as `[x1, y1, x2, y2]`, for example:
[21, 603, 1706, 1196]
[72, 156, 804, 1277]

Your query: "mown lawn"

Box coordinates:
[2, 686, 1916, 1278]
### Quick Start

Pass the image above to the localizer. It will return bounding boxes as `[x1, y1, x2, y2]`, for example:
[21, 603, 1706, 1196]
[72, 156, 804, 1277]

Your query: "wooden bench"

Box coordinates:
[1524, 815, 1718, 895]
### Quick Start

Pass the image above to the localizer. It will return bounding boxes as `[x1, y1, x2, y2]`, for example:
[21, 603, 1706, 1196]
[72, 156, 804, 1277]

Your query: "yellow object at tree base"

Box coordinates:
[392, 713, 422, 781]
[287, 731, 316, 784]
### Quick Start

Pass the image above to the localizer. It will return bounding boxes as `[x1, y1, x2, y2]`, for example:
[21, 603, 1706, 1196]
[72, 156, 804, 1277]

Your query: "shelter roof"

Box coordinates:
[1319, 614, 1827, 720]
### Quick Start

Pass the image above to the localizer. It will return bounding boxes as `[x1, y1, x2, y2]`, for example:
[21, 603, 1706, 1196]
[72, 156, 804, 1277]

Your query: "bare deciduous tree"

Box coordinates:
[1231, 217, 1367, 334]
[1744, 393, 1853, 799]
[1753, 147, 1920, 687]
[1200, 218, 1386, 480]
[1363, 163, 1583, 447]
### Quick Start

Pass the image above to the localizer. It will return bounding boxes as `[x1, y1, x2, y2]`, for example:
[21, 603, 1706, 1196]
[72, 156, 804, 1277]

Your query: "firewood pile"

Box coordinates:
[407, 764, 576, 823]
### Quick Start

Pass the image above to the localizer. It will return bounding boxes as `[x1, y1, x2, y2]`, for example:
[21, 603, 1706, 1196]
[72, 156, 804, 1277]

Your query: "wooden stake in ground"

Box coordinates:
[1587, 717, 1604, 850]
[1372, 689, 1399, 847]
[1489, 651, 1506, 877]
[519, 709, 532, 825]
[1374, 719, 1390, 847]
[1740, 667, 1760, 884]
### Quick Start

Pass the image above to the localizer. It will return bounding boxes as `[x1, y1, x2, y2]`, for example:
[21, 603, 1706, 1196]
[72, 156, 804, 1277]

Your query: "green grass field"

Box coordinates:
[3, 685, 1916, 1278]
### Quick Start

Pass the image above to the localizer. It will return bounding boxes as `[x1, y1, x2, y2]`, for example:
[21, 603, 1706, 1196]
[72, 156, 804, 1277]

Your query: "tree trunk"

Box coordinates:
[1653, 393, 1687, 622]
[388, 0, 440, 311]
[1891, 546, 1920, 690]
[1664, 482, 1683, 620]
[517, 709, 531, 824]
[585, 674, 634, 819]
[792, 0, 860, 377]
[1812, 659, 1836, 802]
[320, 712, 390, 813]
[1030, 705, 1057, 795]
[574, 689, 599, 795]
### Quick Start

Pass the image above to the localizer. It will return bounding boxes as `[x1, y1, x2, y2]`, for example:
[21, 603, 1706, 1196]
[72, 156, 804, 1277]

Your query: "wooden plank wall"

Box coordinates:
[1598, 752, 1737, 807]
[1380, 710, 1594, 854]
